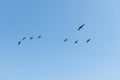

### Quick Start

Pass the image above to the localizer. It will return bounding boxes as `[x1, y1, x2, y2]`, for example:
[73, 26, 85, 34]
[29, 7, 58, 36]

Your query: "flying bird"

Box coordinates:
[86, 38, 91, 43]
[22, 37, 26, 40]
[38, 36, 42, 39]
[29, 37, 33, 40]
[74, 40, 78, 44]
[78, 24, 85, 31]
[18, 41, 21, 45]
[64, 38, 68, 42]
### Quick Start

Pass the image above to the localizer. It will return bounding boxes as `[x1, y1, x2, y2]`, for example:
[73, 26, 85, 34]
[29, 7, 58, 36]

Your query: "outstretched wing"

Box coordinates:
[78, 24, 85, 31]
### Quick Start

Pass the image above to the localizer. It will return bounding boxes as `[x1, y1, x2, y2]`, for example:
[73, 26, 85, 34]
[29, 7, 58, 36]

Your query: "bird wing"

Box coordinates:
[78, 24, 84, 31]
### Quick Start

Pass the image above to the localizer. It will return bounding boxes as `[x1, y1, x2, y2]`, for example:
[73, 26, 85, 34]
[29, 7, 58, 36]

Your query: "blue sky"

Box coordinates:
[0, 0, 120, 80]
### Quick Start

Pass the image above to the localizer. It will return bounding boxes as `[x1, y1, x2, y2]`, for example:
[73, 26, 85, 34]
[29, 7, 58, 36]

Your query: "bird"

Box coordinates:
[38, 36, 42, 39]
[29, 37, 33, 40]
[64, 38, 68, 42]
[22, 37, 26, 40]
[18, 41, 21, 45]
[74, 40, 78, 44]
[86, 38, 91, 43]
[78, 24, 85, 31]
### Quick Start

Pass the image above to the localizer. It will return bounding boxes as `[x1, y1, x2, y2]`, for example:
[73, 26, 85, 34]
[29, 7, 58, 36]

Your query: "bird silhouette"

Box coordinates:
[74, 40, 78, 44]
[64, 38, 68, 42]
[38, 36, 42, 39]
[78, 24, 85, 31]
[86, 38, 91, 43]
[18, 41, 21, 45]
[22, 37, 26, 40]
[29, 37, 33, 40]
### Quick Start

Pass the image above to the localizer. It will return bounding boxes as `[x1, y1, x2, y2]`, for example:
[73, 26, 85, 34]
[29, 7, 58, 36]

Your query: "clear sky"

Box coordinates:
[0, 0, 120, 80]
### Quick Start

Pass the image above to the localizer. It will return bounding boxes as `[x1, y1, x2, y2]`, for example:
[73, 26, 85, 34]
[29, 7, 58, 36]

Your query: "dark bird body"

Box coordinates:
[64, 38, 68, 42]
[18, 41, 21, 45]
[22, 37, 26, 40]
[74, 40, 78, 44]
[86, 38, 91, 43]
[38, 36, 42, 38]
[78, 24, 85, 31]
[30, 37, 33, 40]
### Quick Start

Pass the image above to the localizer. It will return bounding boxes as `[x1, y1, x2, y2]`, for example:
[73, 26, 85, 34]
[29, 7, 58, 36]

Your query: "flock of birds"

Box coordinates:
[18, 36, 42, 45]
[18, 24, 91, 45]
[64, 24, 91, 44]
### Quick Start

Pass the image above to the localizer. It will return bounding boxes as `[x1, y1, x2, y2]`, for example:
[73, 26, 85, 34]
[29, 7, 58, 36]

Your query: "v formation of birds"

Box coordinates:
[64, 24, 91, 44]
[18, 24, 91, 45]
